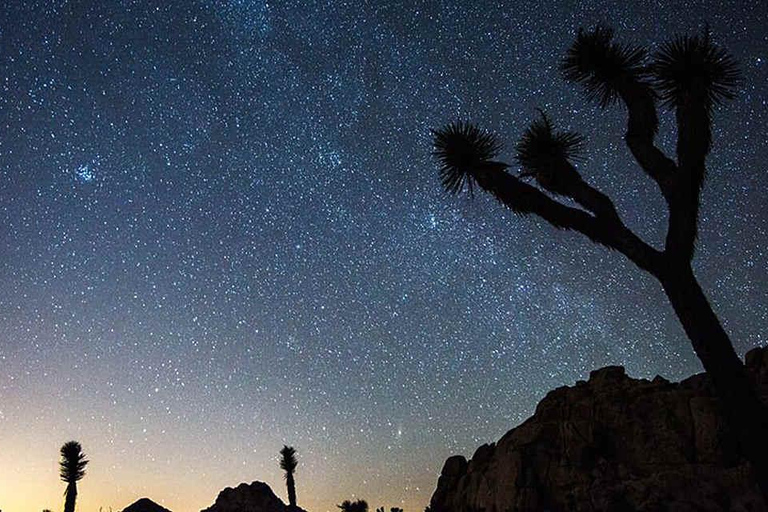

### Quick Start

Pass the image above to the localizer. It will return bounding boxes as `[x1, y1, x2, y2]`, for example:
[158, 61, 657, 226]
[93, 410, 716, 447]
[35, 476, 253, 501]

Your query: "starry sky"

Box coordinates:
[1, 1, 767, 511]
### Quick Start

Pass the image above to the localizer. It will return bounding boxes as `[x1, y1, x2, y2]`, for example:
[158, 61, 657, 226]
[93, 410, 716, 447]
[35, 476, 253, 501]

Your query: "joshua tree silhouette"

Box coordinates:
[432, 25, 768, 496]
[338, 500, 369, 512]
[59, 441, 88, 512]
[279, 445, 299, 509]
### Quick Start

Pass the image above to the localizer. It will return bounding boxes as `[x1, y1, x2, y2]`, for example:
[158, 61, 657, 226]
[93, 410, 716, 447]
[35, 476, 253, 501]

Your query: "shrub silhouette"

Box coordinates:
[60, 441, 88, 512]
[431, 25, 768, 496]
[338, 499, 369, 512]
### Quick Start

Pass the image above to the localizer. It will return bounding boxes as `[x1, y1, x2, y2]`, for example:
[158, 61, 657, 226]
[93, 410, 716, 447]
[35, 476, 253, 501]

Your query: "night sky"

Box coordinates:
[1, 1, 767, 511]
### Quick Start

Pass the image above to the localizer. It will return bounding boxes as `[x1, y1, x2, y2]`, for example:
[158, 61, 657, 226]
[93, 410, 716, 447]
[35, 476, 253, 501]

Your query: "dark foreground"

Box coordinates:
[429, 347, 768, 512]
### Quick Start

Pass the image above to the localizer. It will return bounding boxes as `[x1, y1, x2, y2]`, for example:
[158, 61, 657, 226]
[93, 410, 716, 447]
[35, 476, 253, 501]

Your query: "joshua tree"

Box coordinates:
[338, 500, 369, 512]
[59, 441, 88, 512]
[431, 26, 768, 495]
[279, 445, 298, 508]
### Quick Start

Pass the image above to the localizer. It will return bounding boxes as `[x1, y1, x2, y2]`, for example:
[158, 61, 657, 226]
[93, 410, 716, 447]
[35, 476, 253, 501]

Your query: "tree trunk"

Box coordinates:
[64, 482, 77, 512]
[286, 472, 297, 508]
[660, 264, 768, 497]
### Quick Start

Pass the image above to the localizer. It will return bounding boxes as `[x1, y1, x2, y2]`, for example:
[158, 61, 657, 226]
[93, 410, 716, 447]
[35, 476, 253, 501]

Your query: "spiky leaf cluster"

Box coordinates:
[279, 445, 298, 475]
[516, 112, 584, 187]
[651, 31, 741, 110]
[60, 441, 88, 484]
[432, 121, 503, 195]
[561, 25, 648, 107]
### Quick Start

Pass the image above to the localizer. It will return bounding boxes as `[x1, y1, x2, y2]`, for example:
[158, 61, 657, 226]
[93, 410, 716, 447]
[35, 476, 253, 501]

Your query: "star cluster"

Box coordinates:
[1, 1, 767, 511]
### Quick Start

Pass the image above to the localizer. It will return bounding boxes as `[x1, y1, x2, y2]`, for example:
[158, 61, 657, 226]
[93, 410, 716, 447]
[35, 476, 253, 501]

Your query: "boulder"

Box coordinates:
[201, 481, 305, 512]
[429, 347, 768, 512]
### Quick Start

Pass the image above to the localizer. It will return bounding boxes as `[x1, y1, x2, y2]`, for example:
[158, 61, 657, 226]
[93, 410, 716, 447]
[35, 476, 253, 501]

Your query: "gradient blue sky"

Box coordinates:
[1, 1, 767, 510]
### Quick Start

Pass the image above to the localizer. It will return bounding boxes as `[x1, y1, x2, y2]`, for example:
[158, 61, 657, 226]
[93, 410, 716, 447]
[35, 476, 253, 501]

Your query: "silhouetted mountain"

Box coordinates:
[201, 481, 307, 512]
[121, 498, 172, 512]
[429, 346, 768, 512]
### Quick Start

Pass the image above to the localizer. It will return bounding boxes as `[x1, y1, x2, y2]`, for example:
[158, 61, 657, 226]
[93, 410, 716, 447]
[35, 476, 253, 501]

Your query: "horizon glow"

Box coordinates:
[2, 1, 768, 511]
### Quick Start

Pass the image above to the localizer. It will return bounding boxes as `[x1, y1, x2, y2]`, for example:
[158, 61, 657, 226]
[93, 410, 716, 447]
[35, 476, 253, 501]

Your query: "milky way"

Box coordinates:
[1, 1, 767, 511]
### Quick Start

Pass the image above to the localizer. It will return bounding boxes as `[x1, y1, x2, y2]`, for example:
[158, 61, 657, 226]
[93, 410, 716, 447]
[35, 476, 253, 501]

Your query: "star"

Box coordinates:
[1, 1, 767, 512]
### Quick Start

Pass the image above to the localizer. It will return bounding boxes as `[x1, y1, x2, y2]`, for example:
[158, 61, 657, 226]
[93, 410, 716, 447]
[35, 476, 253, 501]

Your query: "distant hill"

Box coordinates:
[429, 346, 768, 512]
[121, 498, 172, 512]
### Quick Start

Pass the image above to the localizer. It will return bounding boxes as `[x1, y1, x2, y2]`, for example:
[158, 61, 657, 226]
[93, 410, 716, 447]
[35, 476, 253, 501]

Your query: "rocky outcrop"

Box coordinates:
[121, 498, 172, 512]
[429, 347, 768, 512]
[201, 481, 305, 512]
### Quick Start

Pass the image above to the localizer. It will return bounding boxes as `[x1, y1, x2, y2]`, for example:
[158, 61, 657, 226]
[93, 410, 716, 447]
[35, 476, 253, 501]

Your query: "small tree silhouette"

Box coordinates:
[60, 441, 88, 512]
[338, 500, 369, 512]
[279, 445, 299, 509]
[431, 26, 768, 495]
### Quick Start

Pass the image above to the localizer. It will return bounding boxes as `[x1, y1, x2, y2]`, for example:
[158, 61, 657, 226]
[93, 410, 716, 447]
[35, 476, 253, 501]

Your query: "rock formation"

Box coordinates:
[201, 481, 306, 512]
[121, 498, 172, 512]
[429, 347, 768, 512]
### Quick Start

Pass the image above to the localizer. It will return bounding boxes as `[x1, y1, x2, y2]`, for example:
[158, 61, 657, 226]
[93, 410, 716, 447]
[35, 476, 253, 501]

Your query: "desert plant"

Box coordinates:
[60, 441, 88, 512]
[279, 445, 298, 508]
[431, 25, 768, 495]
[338, 500, 369, 512]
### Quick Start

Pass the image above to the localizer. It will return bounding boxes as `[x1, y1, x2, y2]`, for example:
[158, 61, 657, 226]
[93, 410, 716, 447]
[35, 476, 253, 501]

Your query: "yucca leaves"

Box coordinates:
[563, 25, 740, 113]
[60, 441, 88, 484]
[561, 25, 648, 107]
[651, 30, 741, 110]
[516, 111, 584, 193]
[432, 121, 505, 195]
[279, 445, 298, 474]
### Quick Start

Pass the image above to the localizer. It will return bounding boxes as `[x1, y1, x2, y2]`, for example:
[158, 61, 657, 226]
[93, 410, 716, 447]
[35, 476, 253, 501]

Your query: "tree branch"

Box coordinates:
[475, 167, 663, 274]
[665, 98, 711, 262]
[555, 163, 619, 220]
[618, 81, 677, 200]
